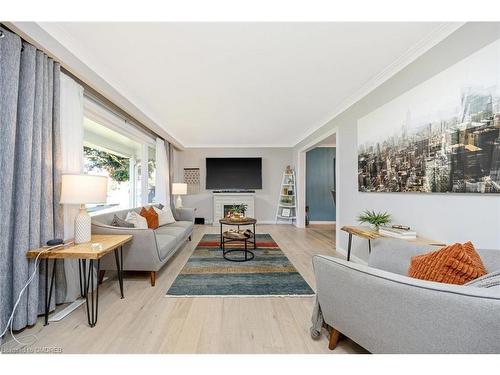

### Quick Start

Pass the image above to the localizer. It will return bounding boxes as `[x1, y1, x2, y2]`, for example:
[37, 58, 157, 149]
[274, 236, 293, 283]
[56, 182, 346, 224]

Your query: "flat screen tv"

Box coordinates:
[206, 157, 262, 190]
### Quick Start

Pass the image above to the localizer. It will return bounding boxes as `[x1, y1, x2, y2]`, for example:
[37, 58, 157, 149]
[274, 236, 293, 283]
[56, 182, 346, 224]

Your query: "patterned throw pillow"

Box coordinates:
[111, 214, 134, 228]
[125, 211, 148, 229]
[408, 242, 487, 285]
[140, 207, 159, 229]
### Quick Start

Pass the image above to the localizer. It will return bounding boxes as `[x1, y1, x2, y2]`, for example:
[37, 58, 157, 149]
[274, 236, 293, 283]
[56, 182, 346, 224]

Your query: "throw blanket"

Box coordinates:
[310, 296, 324, 339]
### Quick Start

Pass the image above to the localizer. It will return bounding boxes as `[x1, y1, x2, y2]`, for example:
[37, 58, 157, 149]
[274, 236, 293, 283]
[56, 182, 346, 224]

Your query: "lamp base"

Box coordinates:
[74, 206, 91, 244]
[175, 195, 183, 208]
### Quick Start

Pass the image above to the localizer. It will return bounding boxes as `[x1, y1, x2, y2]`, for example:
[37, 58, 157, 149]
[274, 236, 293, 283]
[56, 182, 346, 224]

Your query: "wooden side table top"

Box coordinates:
[341, 225, 445, 246]
[220, 218, 257, 225]
[26, 234, 133, 260]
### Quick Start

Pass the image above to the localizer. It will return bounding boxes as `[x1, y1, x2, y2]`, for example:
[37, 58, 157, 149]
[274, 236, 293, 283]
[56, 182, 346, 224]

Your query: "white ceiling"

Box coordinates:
[39, 22, 461, 147]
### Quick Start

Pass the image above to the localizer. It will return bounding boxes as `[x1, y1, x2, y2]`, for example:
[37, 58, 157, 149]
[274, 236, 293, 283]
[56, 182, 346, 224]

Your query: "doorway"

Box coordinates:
[305, 146, 336, 224]
[296, 127, 338, 230]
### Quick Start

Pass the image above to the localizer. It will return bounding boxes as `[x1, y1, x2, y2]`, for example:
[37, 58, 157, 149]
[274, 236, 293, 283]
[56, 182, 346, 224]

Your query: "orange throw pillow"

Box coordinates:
[140, 207, 159, 229]
[408, 242, 486, 285]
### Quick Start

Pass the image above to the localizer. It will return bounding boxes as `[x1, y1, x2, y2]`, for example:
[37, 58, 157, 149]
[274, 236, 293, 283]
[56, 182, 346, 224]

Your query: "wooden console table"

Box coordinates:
[27, 234, 132, 327]
[341, 226, 445, 261]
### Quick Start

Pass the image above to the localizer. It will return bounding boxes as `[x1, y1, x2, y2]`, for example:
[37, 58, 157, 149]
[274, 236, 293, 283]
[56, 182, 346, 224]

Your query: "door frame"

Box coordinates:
[295, 126, 339, 230]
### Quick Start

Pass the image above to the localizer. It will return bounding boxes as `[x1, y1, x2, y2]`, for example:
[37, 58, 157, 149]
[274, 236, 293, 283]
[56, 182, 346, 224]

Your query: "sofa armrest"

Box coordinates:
[174, 207, 195, 222]
[313, 255, 500, 353]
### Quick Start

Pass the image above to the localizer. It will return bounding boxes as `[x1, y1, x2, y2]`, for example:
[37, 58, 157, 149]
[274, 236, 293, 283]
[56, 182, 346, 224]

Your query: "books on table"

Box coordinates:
[378, 226, 417, 239]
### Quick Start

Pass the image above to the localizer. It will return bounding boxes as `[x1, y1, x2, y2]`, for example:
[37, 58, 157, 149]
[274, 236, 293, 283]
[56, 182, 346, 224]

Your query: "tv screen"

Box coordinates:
[206, 158, 262, 190]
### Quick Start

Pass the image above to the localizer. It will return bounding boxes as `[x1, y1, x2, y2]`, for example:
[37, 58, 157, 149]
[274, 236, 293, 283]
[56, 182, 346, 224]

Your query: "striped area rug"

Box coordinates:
[166, 233, 314, 297]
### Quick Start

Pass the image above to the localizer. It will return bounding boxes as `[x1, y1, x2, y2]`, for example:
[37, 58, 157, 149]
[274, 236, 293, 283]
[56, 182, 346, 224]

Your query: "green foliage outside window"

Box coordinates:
[83, 146, 129, 182]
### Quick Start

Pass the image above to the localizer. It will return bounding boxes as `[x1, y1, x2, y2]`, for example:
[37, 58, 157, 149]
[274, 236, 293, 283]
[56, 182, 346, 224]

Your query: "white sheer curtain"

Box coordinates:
[60, 73, 84, 302]
[155, 137, 171, 206]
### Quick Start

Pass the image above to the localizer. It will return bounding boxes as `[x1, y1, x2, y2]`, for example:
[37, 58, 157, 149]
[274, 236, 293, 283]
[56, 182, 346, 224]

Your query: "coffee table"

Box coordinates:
[219, 217, 257, 249]
[221, 230, 255, 262]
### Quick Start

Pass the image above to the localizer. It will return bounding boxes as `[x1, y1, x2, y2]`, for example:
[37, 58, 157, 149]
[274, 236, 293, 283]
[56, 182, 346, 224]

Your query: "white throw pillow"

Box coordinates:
[153, 206, 176, 226]
[125, 211, 148, 229]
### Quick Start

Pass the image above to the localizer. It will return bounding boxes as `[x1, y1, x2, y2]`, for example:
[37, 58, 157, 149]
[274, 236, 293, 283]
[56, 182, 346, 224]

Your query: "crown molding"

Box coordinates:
[293, 22, 465, 148]
[183, 143, 293, 148]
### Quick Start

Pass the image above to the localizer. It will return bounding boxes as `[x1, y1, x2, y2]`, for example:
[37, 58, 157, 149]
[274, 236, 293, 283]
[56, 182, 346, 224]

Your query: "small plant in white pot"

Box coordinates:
[357, 210, 391, 230]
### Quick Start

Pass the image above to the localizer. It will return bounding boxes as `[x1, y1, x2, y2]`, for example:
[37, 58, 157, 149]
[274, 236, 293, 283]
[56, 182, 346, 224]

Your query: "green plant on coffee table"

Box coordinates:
[357, 210, 391, 230]
[230, 204, 248, 215]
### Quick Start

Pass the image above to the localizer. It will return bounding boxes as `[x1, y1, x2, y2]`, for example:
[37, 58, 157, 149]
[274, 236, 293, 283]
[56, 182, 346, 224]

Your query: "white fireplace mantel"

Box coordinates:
[212, 192, 255, 225]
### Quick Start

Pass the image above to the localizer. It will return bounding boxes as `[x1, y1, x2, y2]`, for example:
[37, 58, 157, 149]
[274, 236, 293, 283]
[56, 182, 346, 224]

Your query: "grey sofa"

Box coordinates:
[312, 238, 500, 353]
[91, 206, 195, 286]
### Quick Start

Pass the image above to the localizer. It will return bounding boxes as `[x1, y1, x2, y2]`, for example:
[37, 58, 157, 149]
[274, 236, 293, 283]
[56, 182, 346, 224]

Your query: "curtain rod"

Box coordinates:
[61, 67, 161, 142]
[1, 23, 177, 148]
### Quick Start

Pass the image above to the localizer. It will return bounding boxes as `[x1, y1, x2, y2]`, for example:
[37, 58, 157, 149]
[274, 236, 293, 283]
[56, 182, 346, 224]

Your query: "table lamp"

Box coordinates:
[60, 174, 108, 244]
[172, 183, 187, 208]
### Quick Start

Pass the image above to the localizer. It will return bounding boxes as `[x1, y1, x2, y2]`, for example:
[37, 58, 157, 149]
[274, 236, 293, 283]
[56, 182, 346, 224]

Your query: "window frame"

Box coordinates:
[83, 97, 156, 209]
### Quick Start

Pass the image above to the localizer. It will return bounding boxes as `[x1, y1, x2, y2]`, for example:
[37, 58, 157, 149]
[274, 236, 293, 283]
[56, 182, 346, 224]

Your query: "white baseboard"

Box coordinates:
[208, 220, 292, 226]
[49, 298, 86, 322]
[335, 247, 367, 265]
[308, 221, 336, 225]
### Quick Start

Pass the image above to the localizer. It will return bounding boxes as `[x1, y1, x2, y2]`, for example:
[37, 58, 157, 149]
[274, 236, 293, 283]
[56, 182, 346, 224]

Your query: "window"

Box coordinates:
[83, 98, 157, 214]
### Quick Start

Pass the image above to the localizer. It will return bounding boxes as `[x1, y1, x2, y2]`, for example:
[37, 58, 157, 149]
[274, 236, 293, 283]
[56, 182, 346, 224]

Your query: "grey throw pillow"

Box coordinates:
[111, 214, 134, 228]
[464, 270, 500, 288]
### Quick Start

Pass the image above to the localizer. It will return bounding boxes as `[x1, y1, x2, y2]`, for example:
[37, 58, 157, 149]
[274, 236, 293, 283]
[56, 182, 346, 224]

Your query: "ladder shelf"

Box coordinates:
[275, 168, 296, 224]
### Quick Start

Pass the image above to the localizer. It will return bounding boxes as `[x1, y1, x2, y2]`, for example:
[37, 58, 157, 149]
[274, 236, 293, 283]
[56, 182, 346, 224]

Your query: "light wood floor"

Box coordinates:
[7, 224, 366, 354]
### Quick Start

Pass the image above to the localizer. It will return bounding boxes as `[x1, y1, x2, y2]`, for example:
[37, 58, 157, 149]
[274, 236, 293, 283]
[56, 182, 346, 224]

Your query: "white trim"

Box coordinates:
[48, 298, 86, 322]
[334, 247, 367, 265]
[295, 126, 339, 229]
[292, 22, 464, 147]
[201, 220, 292, 225]
[309, 221, 336, 225]
[165, 294, 315, 298]
[183, 143, 293, 148]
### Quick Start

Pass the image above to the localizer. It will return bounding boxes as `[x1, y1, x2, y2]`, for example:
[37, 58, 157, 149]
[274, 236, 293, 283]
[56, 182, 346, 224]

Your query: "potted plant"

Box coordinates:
[229, 204, 248, 219]
[357, 210, 391, 230]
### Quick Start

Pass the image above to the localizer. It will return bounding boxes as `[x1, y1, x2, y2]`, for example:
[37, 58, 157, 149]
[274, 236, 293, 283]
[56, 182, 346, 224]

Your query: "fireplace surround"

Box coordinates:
[213, 192, 255, 225]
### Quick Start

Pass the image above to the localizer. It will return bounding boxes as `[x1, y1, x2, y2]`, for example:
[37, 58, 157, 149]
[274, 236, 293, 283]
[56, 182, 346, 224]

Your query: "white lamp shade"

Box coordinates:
[172, 183, 188, 195]
[60, 174, 108, 204]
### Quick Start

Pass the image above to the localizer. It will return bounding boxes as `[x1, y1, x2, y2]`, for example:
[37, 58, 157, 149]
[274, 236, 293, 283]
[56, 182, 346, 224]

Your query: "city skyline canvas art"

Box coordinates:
[358, 39, 500, 194]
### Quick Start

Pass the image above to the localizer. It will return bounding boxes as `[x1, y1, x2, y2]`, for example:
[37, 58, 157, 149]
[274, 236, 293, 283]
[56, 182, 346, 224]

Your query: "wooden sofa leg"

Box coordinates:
[328, 328, 340, 350]
[98, 270, 106, 284]
[188, 235, 192, 241]
[150, 271, 156, 287]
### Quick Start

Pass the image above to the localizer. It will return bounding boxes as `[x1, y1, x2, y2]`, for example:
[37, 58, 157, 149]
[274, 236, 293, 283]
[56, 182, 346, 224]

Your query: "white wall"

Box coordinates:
[295, 22, 500, 261]
[175, 148, 293, 223]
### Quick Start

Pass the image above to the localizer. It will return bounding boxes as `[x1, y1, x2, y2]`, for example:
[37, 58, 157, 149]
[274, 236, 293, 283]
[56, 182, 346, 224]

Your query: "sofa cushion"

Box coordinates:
[167, 220, 193, 230]
[166, 221, 193, 238]
[465, 270, 500, 289]
[155, 226, 186, 242]
[155, 234, 178, 259]
[408, 242, 487, 285]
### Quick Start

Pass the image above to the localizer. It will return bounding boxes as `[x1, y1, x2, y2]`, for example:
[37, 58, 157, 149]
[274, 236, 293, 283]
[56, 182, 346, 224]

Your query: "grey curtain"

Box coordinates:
[0, 27, 65, 338]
